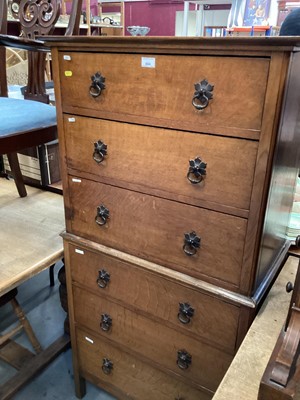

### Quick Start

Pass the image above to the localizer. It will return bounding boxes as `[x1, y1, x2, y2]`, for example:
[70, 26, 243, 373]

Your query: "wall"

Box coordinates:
[71, 0, 232, 37]
[176, 6, 231, 36]
[124, 1, 185, 36]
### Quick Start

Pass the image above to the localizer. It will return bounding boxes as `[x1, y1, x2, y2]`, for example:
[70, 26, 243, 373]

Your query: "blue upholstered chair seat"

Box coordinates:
[0, 97, 56, 137]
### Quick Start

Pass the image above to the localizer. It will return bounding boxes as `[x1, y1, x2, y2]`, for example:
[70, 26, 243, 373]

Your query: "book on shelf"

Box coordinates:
[204, 26, 226, 37]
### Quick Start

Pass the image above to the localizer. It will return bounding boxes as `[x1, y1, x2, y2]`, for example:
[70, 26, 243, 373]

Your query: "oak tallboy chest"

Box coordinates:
[48, 37, 300, 399]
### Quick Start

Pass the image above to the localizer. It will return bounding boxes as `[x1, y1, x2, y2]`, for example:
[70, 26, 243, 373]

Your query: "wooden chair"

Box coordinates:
[0, 2, 81, 396]
[258, 241, 300, 400]
[0, 0, 82, 197]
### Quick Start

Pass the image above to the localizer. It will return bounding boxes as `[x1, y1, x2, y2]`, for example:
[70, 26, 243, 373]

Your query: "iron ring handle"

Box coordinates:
[192, 94, 209, 110]
[178, 302, 194, 324]
[187, 157, 207, 185]
[102, 358, 113, 374]
[97, 269, 110, 289]
[90, 72, 105, 98]
[100, 313, 112, 332]
[95, 205, 109, 226]
[186, 171, 204, 184]
[183, 243, 198, 256]
[93, 150, 104, 163]
[93, 140, 107, 164]
[178, 312, 191, 324]
[95, 215, 107, 226]
[89, 84, 102, 98]
[97, 278, 108, 288]
[177, 361, 189, 370]
[177, 350, 192, 370]
[183, 231, 201, 257]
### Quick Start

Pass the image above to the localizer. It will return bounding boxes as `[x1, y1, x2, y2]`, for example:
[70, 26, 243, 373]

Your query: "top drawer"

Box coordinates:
[58, 52, 269, 138]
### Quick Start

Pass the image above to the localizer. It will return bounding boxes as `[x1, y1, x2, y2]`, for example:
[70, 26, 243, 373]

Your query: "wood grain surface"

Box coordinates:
[59, 52, 269, 138]
[73, 287, 233, 392]
[213, 256, 298, 400]
[0, 178, 65, 296]
[67, 177, 247, 289]
[76, 327, 213, 400]
[63, 115, 258, 214]
[69, 243, 240, 352]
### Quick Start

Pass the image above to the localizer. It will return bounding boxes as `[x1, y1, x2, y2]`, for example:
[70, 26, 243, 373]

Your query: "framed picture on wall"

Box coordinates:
[243, 0, 271, 26]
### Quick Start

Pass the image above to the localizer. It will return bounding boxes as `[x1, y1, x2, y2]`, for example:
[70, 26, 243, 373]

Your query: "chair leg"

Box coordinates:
[10, 297, 42, 354]
[7, 152, 27, 198]
[49, 264, 55, 287]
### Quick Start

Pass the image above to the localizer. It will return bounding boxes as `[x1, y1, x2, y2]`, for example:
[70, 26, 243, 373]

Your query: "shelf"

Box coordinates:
[96, 1, 125, 36]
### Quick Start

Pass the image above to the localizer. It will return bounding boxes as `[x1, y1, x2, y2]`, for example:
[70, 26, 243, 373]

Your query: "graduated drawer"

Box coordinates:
[59, 52, 269, 138]
[76, 327, 213, 400]
[67, 177, 247, 289]
[68, 243, 240, 351]
[73, 287, 233, 392]
[64, 115, 258, 212]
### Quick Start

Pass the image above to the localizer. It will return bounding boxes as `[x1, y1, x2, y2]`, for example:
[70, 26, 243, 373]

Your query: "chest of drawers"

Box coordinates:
[48, 37, 300, 399]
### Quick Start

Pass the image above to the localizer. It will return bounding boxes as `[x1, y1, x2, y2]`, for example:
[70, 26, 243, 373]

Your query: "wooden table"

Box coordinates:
[0, 178, 69, 400]
[0, 178, 65, 296]
[213, 255, 299, 400]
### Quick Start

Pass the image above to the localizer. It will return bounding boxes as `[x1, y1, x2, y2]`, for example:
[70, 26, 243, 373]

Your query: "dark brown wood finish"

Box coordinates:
[19, 0, 83, 101]
[0, 0, 8, 98]
[42, 35, 300, 51]
[1, 126, 58, 154]
[240, 51, 292, 296]
[49, 38, 300, 398]
[259, 249, 300, 399]
[0, 0, 83, 197]
[20, 0, 60, 102]
[259, 327, 300, 400]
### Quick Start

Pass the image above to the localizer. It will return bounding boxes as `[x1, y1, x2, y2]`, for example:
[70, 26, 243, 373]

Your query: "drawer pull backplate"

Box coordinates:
[95, 204, 109, 226]
[97, 269, 110, 288]
[178, 302, 195, 324]
[90, 72, 106, 98]
[183, 231, 201, 256]
[102, 358, 113, 374]
[177, 350, 192, 370]
[100, 313, 112, 331]
[93, 140, 107, 164]
[187, 156, 207, 184]
[192, 79, 214, 110]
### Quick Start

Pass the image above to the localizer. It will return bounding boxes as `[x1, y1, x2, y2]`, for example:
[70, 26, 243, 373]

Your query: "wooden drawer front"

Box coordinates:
[76, 328, 213, 400]
[68, 177, 247, 288]
[59, 52, 269, 137]
[64, 115, 258, 212]
[73, 287, 233, 391]
[69, 244, 239, 351]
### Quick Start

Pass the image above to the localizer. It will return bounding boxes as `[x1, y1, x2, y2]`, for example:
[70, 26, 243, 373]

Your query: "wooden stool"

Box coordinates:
[0, 288, 42, 363]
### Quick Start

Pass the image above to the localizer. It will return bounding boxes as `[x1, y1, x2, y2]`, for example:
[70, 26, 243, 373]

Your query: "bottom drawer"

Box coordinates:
[73, 286, 232, 391]
[76, 328, 213, 400]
